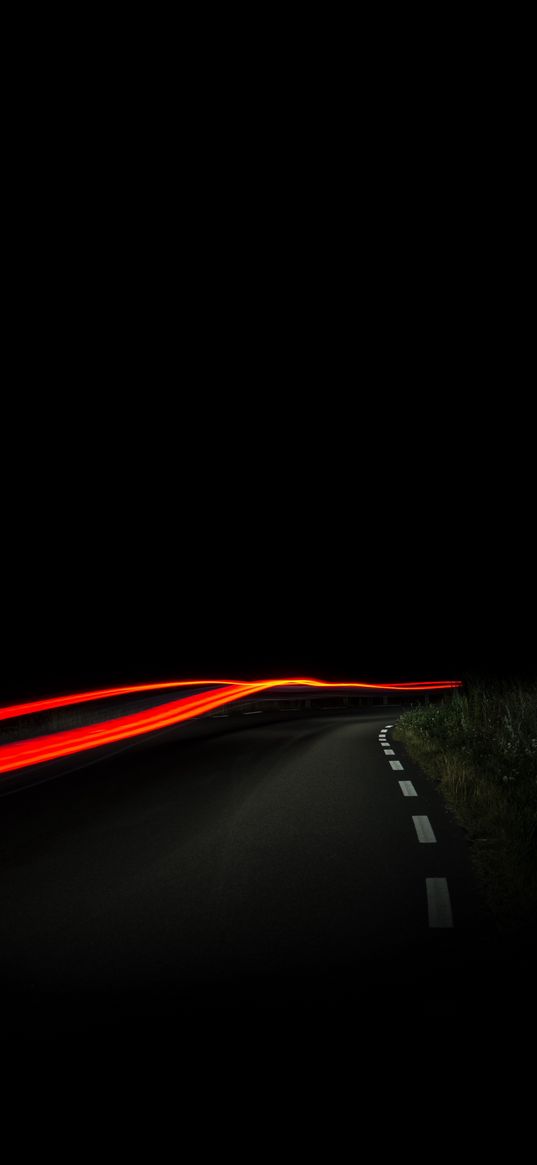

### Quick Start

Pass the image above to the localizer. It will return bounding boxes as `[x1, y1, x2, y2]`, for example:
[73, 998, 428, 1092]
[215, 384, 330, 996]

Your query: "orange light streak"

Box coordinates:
[0, 677, 462, 777]
[0, 677, 461, 722]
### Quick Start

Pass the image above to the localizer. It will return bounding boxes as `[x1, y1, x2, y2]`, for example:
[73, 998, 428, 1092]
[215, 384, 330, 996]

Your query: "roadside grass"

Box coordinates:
[394, 681, 537, 933]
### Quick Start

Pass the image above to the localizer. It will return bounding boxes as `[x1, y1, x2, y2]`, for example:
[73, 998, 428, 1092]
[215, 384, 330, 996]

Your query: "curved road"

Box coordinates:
[0, 708, 501, 1041]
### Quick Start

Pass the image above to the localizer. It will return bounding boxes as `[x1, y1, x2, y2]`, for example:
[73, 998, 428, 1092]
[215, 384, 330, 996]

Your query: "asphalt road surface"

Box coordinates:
[0, 707, 516, 1044]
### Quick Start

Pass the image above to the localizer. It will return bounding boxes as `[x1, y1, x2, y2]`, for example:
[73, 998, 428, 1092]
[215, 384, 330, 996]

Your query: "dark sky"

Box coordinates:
[2, 379, 534, 702]
[4, 252, 534, 700]
[3, 61, 533, 701]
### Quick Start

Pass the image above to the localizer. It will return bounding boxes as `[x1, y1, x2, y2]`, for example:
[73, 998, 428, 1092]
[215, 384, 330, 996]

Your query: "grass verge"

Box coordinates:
[395, 681, 537, 935]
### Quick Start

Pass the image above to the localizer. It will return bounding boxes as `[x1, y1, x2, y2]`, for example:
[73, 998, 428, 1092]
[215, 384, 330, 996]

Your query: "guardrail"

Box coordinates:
[213, 688, 445, 716]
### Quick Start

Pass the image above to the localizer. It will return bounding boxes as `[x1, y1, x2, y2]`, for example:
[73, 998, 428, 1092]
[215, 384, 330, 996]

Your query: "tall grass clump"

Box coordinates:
[395, 681, 537, 932]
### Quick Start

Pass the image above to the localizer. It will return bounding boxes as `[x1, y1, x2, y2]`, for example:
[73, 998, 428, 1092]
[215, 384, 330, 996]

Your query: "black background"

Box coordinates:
[3, 370, 533, 701]
[2, 39, 534, 702]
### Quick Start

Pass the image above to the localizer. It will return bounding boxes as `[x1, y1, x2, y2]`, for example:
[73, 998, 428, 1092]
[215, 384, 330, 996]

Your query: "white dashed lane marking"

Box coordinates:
[412, 815, 437, 843]
[374, 723, 454, 927]
[399, 780, 417, 797]
[426, 878, 454, 927]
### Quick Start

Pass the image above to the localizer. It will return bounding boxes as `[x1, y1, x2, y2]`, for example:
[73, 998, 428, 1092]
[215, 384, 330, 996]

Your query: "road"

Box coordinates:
[0, 707, 508, 1043]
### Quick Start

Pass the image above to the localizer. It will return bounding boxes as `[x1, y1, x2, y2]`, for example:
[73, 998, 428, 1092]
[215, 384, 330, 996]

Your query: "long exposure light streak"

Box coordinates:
[0, 677, 462, 777]
[0, 678, 460, 722]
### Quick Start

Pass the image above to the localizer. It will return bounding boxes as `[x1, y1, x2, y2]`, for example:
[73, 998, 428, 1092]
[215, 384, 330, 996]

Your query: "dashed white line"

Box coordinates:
[389, 759, 404, 770]
[383, 749, 395, 756]
[412, 815, 437, 843]
[213, 713, 229, 718]
[426, 878, 453, 927]
[385, 724, 394, 728]
[399, 780, 417, 797]
[244, 710, 262, 715]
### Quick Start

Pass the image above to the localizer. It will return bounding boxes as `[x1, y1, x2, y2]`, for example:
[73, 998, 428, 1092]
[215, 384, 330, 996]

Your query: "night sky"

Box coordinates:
[2, 383, 533, 703]
[3, 60, 533, 703]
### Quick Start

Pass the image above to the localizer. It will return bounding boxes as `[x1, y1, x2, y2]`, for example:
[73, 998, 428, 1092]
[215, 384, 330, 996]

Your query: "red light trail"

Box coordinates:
[0, 677, 462, 777]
